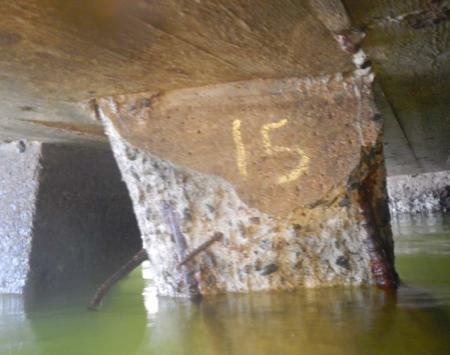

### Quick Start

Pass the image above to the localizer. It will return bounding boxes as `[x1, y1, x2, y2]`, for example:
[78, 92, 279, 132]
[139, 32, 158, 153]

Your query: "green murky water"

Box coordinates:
[1, 213, 450, 355]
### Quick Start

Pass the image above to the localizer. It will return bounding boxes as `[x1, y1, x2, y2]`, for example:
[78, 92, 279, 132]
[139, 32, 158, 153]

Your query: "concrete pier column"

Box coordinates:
[387, 170, 450, 215]
[96, 72, 398, 298]
[0, 141, 141, 297]
[0, 142, 41, 294]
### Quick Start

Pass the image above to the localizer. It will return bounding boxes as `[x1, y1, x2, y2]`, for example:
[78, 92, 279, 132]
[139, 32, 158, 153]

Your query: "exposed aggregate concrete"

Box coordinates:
[100, 97, 397, 297]
[387, 170, 450, 215]
[0, 141, 41, 294]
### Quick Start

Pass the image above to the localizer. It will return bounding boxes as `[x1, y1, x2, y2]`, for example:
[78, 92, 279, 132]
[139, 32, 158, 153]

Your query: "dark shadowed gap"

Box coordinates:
[24, 143, 142, 307]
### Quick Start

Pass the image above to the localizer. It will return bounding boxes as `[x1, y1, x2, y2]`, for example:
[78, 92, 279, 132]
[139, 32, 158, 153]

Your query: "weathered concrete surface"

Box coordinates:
[0, 1, 448, 181]
[387, 170, 450, 215]
[97, 73, 378, 218]
[0, 0, 350, 142]
[344, 0, 450, 175]
[97, 72, 398, 297]
[0, 142, 41, 294]
[0, 141, 141, 296]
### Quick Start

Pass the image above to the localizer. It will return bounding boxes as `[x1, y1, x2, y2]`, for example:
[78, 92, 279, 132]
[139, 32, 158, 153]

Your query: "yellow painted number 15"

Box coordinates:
[232, 118, 310, 184]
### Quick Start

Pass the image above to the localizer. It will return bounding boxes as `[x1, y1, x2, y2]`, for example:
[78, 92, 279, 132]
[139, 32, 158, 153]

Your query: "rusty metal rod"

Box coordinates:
[177, 232, 223, 269]
[88, 248, 148, 311]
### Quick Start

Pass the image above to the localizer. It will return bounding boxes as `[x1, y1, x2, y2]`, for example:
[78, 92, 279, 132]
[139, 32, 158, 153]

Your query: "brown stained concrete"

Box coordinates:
[0, 0, 404, 297]
[97, 73, 398, 297]
[0, 1, 448, 176]
[0, 0, 350, 142]
[96, 72, 379, 218]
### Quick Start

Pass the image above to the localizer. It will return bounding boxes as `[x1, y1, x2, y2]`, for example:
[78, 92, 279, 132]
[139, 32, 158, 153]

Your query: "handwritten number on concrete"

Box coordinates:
[232, 119, 248, 177]
[232, 118, 310, 184]
[261, 119, 310, 184]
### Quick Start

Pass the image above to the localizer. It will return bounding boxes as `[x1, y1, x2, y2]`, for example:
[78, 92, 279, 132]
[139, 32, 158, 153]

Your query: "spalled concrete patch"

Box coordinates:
[97, 72, 398, 297]
[387, 170, 450, 215]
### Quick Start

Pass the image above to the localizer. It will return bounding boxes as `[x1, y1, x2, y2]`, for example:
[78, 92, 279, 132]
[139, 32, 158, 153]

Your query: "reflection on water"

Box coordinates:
[0, 295, 33, 354]
[391, 212, 450, 239]
[140, 285, 449, 355]
[0, 213, 449, 355]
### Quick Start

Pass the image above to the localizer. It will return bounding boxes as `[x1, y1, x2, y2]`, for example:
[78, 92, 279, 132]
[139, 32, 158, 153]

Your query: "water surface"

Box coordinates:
[1, 213, 449, 354]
